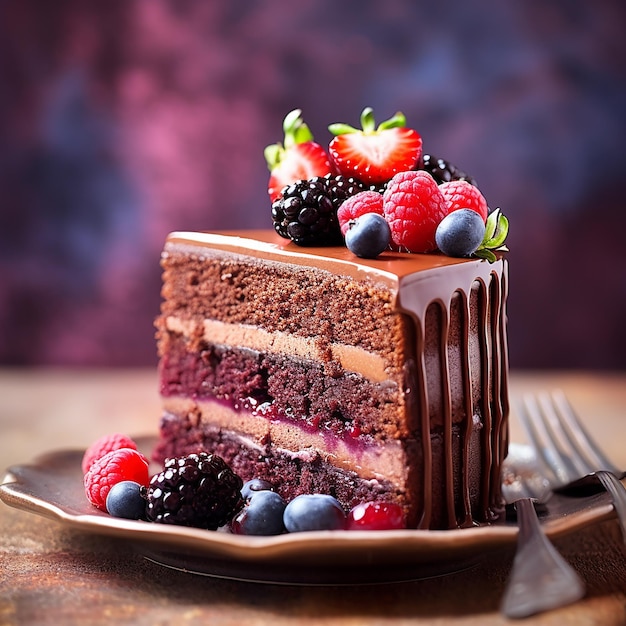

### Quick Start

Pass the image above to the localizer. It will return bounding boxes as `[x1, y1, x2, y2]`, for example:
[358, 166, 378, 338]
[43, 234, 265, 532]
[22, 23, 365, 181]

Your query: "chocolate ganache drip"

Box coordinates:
[396, 259, 508, 529]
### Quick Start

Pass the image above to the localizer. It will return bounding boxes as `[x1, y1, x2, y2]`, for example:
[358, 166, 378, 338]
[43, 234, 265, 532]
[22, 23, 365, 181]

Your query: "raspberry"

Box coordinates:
[439, 180, 488, 222]
[337, 191, 384, 237]
[81, 433, 138, 474]
[84, 448, 150, 511]
[382, 170, 448, 253]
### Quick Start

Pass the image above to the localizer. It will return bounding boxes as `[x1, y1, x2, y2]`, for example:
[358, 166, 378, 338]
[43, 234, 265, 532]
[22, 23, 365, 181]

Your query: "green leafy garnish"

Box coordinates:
[474, 209, 509, 263]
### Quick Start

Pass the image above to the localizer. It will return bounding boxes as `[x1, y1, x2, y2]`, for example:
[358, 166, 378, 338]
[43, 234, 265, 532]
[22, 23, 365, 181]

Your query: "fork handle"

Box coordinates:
[596, 470, 626, 544]
[500, 498, 585, 618]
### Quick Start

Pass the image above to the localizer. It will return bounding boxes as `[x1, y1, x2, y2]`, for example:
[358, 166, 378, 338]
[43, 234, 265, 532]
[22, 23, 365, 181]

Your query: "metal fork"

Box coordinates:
[500, 443, 585, 619]
[518, 389, 626, 543]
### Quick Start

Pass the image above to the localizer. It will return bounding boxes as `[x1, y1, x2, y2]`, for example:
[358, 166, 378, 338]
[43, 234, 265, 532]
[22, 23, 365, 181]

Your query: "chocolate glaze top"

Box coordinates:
[165, 229, 503, 283]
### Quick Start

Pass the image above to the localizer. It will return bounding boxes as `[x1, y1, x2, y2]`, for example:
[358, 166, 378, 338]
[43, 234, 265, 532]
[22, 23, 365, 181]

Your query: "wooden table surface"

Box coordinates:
[1, 368, 625, 625]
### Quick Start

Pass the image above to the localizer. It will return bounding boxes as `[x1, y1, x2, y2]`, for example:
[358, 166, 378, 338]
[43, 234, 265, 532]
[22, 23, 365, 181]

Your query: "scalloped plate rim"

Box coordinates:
[0, 436, 618, 582]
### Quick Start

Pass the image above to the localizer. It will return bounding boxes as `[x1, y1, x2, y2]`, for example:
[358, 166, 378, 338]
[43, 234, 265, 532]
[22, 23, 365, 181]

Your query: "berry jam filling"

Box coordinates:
[235, 396, 370, 450]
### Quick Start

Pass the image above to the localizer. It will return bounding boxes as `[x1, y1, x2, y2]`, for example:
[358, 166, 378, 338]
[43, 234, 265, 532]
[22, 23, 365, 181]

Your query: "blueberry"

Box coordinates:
[241, 478, 274, 501]
[283, 494, 346, 532]
[105, 481, 146, 519]
[435, 209, 486, 257]
[231, 490, 286, 535]
[345, 213, 391, 259]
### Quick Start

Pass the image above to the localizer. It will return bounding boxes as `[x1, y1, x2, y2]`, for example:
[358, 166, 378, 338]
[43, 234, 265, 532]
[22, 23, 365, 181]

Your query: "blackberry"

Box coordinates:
[364, 181, 388, 195]
[145, 453, 243, 529]
[271, 173, 366, 246]
[419, 154, 477, 187]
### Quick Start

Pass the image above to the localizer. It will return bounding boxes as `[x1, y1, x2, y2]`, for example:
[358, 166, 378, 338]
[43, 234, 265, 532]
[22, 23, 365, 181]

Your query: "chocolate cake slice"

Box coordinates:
[154, 230, 509, 529]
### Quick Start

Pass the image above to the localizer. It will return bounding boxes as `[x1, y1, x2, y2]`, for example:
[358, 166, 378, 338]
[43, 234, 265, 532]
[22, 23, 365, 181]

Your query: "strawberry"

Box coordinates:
[383, 170, 448, 253]
[265, 109, 332, 202]
[328, 107, 422, 185]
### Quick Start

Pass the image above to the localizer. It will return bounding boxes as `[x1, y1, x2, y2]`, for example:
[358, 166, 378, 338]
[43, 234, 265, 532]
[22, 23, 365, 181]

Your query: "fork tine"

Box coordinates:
[518, 394, 578, 486]
[523, 390, 626, 548]
[536, 392, 593, 478]
[549, 389, 621, 475]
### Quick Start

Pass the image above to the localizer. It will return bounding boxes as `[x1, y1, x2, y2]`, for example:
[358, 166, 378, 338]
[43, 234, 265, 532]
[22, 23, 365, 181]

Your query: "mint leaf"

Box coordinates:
[483, 209, 499, 242]
[473, 208, 510, 263]
[474, 248, 498, 263]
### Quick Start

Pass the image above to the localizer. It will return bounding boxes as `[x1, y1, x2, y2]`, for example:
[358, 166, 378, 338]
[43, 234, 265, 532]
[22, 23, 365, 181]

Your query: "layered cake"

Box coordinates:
[154, 230, 509, 530]
[153, 107, 510, 531]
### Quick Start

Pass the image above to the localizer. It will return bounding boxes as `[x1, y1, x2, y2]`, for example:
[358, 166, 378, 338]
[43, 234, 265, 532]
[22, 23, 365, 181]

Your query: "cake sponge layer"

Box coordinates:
[159, 334, 404, 442]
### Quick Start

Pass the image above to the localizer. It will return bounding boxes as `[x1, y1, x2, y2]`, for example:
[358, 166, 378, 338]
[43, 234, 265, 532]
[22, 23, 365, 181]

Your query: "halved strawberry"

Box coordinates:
[265, 109, 332, 202]
[328, 108, 422, 185]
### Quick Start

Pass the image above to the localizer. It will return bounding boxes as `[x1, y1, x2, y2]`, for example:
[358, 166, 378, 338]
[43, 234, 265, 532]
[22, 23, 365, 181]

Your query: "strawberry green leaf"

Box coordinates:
[329, 107, 409, 136]
[328, 123, 359, 136]
[360, 107, 376, 133]
[265, 109, 321, 170]
[282, 109, 314, 148]
[264, 143, 283, 171]
[378, 111, 407, 131]
[292, 123, 314, 145]
[282, 109, 303, 134]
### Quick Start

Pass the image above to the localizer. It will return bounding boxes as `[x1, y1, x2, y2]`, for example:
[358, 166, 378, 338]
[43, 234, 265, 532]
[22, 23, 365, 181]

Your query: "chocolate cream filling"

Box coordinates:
[165, 315, 390, 383]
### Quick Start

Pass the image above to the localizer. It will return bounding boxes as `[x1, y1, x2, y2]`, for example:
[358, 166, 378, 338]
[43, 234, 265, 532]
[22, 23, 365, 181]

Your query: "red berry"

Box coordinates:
[337, 191, 384, 236]
[267, 143, 332, 202]
[439, 180, 488, 222]
[328, 108, 422, 185]
[265, 109, 332, 202]
[81, 433, 138, 474]
[84, 448, 149, 511]
[347, 501, 405, 530]
[382, 170, 448, 253]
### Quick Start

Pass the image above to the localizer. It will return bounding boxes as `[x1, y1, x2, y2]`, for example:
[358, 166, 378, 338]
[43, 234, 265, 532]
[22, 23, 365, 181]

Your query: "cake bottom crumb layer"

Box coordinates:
[154, 411, 409, 518]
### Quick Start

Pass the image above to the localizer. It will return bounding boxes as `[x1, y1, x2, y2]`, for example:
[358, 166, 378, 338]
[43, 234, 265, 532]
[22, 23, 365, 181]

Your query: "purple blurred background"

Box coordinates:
[1, 0, 625, 369]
